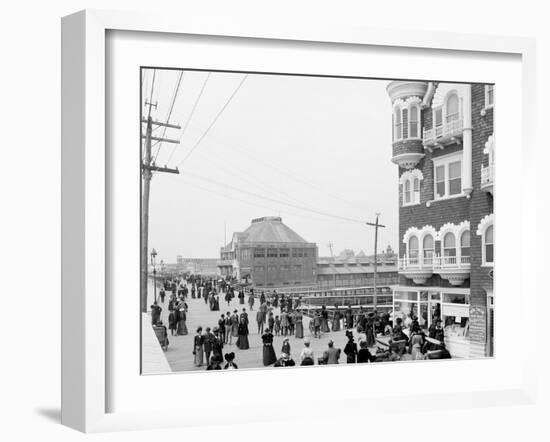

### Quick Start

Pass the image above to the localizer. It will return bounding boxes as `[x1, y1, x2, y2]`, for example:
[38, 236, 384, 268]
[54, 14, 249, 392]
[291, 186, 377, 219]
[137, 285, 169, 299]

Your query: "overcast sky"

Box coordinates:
[142, 68, 398, 262]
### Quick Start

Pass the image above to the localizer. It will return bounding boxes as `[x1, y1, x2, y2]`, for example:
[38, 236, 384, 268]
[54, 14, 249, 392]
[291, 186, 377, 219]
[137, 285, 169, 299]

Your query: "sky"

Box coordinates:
[142, 68, 398, 263]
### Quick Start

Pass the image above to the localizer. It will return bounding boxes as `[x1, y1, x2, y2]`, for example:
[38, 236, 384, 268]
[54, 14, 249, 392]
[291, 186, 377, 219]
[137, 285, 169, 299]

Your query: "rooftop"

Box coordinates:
[229, 216, 313, 245]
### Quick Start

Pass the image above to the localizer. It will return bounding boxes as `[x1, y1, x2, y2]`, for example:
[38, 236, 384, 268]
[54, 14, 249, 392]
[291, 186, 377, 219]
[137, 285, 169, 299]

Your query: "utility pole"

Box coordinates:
[366, 213, 386, 310]
[141, 102, 181, 313]
[327, 242, 335, 288]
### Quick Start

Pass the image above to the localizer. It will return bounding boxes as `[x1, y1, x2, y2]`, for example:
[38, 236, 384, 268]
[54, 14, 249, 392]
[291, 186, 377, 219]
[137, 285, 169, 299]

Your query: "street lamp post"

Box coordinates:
[151, 248, 158, 304]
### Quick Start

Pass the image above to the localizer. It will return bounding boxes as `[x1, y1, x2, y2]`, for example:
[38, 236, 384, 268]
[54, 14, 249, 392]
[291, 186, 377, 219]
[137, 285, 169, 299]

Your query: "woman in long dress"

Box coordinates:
[294, 311, 304, 338]
[193, 327, 204, 367]
[261, 330, 277, 366]
[230, 311, 239, 344]
[177, 309, 188, 335]
[238, 290, 245, 305]
[332, 306, 341, 332]
[320, 306, 330, 333]
[248, 293, 255, 310]
[366, 314, 376, 347]
[225, 290, 232, 306]
[236, 318, 250, 350]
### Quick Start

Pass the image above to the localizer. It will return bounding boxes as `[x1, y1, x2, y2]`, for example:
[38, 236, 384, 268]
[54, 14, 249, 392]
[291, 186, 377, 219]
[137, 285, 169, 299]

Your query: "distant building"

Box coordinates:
[316, 255, 398, 289]
[218, 216, 318, 287]
[174, 258, 218, 275]
[218, 216, 399, 290]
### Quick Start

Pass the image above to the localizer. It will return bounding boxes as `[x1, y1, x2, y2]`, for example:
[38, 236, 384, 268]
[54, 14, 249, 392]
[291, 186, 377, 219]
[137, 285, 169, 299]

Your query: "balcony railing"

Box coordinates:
[423, 118, 464, 146]
[481, 164, 494, 185]
[433, 255, 470, 269]
[399, 254, 470, 271]
[217, 259, 234, 266]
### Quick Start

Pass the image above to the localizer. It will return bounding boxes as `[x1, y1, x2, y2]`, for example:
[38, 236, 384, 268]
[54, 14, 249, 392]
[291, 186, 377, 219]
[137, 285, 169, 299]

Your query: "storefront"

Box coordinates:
[392, 286, 471, 358]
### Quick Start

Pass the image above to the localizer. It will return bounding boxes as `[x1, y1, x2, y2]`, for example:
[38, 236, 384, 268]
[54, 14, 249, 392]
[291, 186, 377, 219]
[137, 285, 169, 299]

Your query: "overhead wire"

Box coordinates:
[181, 170, 366, 224]
[151, 70, 184, 170]
[191, 148, 319, 211]
[165, 72, 211, 166]
[176, 74, 248, 168]
[215, 140, 366, 214]
[181, 176, 355, 226]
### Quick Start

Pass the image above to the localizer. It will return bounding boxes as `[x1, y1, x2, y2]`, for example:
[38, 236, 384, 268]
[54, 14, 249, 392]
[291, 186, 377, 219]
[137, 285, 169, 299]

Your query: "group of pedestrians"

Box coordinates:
[152, 274, 452, 371]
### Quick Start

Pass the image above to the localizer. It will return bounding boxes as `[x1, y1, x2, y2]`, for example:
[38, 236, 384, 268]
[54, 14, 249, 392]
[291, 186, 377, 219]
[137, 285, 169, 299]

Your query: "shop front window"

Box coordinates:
[442, 293, 470, 339]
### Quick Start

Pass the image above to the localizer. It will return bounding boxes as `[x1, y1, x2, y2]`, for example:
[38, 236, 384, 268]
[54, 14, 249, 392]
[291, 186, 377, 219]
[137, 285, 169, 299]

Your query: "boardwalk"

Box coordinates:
[144, 282, 374, 373]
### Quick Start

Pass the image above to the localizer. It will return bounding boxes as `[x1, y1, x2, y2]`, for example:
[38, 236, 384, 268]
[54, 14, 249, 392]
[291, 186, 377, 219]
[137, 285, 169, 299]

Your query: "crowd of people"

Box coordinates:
[150, 275, 451, 371]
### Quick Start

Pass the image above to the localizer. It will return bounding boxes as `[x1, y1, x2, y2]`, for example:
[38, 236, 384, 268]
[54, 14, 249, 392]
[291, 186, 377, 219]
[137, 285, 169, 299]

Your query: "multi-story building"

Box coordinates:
[218, 216, 318, 287]
[386, 80, 494, 358]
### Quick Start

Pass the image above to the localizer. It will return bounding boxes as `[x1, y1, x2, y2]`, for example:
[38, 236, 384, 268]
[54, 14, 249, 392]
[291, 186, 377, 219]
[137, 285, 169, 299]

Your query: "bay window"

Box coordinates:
[409, 104, 419, 138]
[393, 107, 402, 141]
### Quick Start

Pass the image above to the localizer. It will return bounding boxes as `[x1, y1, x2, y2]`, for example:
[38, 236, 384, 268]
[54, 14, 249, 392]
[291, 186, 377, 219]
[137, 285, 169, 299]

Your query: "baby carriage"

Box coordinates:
[153, 325, 169, 351]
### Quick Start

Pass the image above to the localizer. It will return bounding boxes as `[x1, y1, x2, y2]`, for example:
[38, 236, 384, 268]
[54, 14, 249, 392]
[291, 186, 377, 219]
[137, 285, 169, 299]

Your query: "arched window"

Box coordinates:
[423, 235, 434, 265]
[409, 104, 419, 138]
[394, 107, 402, 140]
[443, 232, 456, 257]
[404, 180, 411, 204]
[413, 178, 420, 203]
[408, 236, 419, 261]
[446, 93, 459, 123]
[460, 231, 470, 259]
[484, 225, 494, 264]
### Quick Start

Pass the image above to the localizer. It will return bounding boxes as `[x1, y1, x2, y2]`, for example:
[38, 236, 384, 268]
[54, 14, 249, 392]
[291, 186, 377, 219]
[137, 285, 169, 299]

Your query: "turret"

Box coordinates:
[386, 81, 429, 169]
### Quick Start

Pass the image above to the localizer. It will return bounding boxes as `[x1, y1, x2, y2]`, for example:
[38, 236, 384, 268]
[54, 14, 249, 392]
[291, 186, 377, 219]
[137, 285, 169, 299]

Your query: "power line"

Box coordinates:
[181, 176, 355, 225]
[147, 69, 156, 118]
[151, 71, 184, 169]
[165, 72, 211, 166]
[191, 148, 317, 211]
[182, 170, 365, 224]
[207, 138, 366, 214]
[176, 74, 248, 168]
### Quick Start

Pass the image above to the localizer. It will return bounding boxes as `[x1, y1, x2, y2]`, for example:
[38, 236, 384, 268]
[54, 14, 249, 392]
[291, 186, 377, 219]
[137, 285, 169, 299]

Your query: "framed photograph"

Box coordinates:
[61, 9, 537, 432]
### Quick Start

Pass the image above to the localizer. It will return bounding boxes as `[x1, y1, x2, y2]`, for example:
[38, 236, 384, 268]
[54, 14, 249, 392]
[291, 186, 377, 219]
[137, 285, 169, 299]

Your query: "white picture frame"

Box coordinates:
[61, 9, 537, 433]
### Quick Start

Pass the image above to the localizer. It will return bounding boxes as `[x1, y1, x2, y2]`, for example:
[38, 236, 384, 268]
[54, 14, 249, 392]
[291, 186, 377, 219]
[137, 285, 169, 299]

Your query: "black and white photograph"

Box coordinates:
[140, 68, 495, 374]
